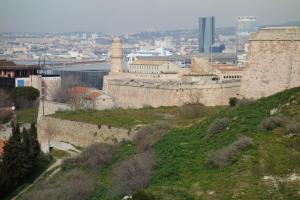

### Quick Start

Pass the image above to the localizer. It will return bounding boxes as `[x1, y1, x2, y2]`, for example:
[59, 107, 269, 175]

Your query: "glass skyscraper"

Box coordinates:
[198, 16, 215, 53]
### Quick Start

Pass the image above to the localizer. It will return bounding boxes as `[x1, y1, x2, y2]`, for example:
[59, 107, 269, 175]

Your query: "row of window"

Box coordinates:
[129, 70, 161, 74]
[130, 65, 159, 70]
[223, 75, 242, 79]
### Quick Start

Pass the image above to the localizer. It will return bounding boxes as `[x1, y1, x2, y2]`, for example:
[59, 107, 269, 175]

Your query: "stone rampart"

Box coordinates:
[105, 79, 240, 108]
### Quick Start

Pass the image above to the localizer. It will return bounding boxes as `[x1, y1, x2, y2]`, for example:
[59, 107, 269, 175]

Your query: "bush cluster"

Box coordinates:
[207, 118, 229, 138]
[62, 143, 115, 170]
[112, 151, 156, 195]
[10, 87, 40, 109]
[260, 116, 285, 131]
[132, 190, 155, 200]
[236, 98, 256, 107]
[0, 109, 13, 124]
[207, 136, 253, 168]
[22, 169, 96, 200]
[179, 104, 204, 119]
[229, 97, 238, 107]
[134, 121, 170, 153]
[228, 97, 256, 107]
[286, 119, 300, 136]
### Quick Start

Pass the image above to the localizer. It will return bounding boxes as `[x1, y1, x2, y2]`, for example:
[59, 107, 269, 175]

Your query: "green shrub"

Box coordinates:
[229, 97, 237, 107]
[260, 116, 285, 131]
[207, 118, 229, 138]
[10, 87, 40, 109]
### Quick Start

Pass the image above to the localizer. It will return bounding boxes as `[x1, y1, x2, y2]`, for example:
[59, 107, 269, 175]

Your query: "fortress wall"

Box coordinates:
[240, 38, 300, 99]
[37, 101, 71, 119]
[37, 117, 135, 147]
[105, 81, 240, 108]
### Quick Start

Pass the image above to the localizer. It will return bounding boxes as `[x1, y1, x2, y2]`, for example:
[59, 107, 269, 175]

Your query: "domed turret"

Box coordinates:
[111, 37, 123, 73]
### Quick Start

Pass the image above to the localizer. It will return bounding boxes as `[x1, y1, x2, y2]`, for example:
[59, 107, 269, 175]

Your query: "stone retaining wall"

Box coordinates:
[37, 117, 136, 147]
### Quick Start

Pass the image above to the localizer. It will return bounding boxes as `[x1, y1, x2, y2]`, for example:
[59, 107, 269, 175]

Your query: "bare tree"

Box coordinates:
[53, 75, 80, 103]
[183, 88, 203, 105]
[44, 118, 58, 152]
[52, 75, 86, 110]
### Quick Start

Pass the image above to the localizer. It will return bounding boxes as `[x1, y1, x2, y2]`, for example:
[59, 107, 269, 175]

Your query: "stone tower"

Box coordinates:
[240, 27, 300, 99]
[110, 37, 123, 74]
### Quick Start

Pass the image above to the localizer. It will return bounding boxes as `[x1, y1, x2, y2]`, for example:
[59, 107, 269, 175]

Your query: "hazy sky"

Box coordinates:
[0, 0, 299, 33]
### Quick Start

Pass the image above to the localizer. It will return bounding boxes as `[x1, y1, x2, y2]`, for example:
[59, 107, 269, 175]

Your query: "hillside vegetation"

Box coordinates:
[51, 104, 223, 128]
[20, 88, 300, 200]
[91, 87, 300, 199]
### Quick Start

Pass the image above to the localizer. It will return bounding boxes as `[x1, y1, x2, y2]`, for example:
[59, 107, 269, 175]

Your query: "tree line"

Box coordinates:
[0, 122, 42, 198]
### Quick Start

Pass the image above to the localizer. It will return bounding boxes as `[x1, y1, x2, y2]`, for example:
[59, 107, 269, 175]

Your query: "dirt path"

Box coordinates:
[11, 159, 62, 200]
[11, 145, 80, 200]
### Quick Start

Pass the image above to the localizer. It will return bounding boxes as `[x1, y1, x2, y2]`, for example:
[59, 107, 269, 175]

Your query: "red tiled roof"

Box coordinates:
[67, 87, 89, 97]
[0, 139, 5, 157]
[84, 91, 102, 100]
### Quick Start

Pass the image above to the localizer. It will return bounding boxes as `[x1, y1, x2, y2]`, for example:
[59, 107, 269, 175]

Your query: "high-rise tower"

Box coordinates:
[198, 16, 215, 53]
[110, 37, 123, 74]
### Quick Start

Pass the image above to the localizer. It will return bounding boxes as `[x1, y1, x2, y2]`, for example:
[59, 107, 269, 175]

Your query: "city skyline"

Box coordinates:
[0, 0, 300, 33]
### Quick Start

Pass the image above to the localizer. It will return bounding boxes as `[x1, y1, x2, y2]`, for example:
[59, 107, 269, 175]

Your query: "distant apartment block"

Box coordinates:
[198, 16, 215, 53]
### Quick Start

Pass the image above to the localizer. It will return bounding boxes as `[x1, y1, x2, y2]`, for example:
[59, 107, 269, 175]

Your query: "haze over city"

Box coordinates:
[1, 0, 300, 33]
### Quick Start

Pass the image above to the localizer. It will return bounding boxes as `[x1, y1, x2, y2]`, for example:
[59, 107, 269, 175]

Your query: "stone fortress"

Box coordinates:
[100, 27, 300, 108]
[103, 38, 242, 108]
[240, 27, 300, 99]
[36, 27, 300, 150]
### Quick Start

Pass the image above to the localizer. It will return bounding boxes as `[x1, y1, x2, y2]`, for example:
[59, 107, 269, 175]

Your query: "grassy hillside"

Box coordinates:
[51, 104, 223, 129]
[16, 106, 38, 124]
[90, 87, 300, 199]
[146, 87, 300, 199]
[20, 88, 300, 200]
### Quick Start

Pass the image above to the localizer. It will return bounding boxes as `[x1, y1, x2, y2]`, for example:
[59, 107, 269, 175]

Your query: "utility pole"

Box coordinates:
[42, 80, 45, 116]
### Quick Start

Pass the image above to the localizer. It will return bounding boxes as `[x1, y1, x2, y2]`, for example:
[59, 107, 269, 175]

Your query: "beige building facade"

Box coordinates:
[240, 27, 300, 99]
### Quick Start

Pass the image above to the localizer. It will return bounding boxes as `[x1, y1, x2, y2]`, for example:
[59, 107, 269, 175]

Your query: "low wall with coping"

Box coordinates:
[37, 116, 136, 147]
